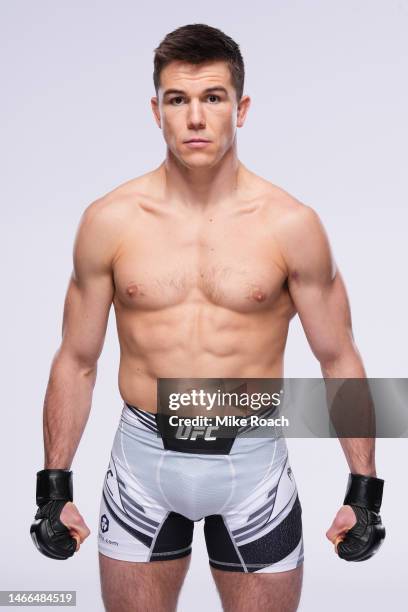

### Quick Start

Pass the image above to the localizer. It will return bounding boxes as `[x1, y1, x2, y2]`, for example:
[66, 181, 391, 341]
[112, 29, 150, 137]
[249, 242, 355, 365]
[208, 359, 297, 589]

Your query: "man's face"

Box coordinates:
[151, 60, 250, 168]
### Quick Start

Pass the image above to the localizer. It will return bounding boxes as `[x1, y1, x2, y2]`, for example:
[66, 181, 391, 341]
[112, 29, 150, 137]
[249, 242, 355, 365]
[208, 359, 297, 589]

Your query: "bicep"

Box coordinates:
[283, 206, 354, 363]
[59, 203, 115, 368]
[289, 270, 353, 363]
[60, 272, 114, 368]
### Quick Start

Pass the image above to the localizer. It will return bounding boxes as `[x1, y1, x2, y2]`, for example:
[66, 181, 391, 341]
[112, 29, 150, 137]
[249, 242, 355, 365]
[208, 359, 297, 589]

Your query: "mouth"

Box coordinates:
[183, 139, 211, 148]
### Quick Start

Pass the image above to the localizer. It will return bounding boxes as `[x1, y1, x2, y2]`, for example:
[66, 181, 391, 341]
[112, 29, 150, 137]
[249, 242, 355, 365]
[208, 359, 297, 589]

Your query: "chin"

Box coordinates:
[186, 146, 227, 165]
[178, 153, 219, 169]
[187, 158, 217, 169]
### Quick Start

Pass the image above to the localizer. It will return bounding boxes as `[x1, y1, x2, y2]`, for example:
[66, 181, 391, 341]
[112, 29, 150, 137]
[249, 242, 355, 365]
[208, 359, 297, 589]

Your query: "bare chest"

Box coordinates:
[113, 210, 289, 313]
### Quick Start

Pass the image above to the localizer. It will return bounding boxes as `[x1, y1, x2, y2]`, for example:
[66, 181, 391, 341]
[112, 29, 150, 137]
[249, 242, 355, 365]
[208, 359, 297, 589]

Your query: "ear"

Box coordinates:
[151, 96, 161, 128]
[237, 95, 251, 128]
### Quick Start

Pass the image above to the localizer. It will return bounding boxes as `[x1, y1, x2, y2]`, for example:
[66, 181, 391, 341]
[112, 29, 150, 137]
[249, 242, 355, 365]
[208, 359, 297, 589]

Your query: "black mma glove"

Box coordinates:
[337, 473, 385, 562]
[30, 469, 77, 560]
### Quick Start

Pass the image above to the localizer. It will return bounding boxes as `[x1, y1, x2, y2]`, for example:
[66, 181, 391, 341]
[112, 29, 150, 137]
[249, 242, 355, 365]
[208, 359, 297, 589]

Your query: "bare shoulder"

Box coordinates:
[73, 170, 155, 273]
[248, 172, 332, 274]
[249, 173, 325, 237]
[78, 169, 159, 240]
[83, 169, 157, 220]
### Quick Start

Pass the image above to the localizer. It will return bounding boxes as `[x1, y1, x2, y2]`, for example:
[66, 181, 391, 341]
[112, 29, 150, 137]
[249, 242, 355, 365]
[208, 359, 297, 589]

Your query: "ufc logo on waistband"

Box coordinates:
[175, 425, 220, 441]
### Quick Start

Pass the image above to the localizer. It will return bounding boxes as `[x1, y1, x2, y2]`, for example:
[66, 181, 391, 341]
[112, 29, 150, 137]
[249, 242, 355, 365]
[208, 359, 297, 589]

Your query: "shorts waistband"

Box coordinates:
[124, 402, 159, 433]
[123, 402, 236, 454]
[122, 401, 282, 456]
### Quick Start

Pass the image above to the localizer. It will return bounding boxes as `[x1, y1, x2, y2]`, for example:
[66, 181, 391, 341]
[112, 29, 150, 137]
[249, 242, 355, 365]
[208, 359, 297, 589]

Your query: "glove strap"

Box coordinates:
[343, 473, 384, 513]
[36, 469, 73, 505]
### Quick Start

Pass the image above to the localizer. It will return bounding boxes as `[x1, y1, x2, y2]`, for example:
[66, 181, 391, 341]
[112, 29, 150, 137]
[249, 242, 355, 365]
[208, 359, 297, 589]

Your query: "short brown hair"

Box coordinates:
[153, 24, 245, 100]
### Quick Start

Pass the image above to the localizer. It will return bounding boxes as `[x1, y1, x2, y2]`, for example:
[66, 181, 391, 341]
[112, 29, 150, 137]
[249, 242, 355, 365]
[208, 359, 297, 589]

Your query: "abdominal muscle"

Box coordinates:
[115, 295, 292, 413]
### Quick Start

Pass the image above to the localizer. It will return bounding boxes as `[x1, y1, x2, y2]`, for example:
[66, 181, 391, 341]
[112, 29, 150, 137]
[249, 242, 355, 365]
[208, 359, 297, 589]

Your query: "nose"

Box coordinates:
[186, 99, 206, 130]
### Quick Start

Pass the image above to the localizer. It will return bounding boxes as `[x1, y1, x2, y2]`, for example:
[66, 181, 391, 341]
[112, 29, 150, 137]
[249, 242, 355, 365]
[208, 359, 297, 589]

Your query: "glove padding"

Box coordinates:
[30, 469, 77, 560]
[337, 473, 385, 562]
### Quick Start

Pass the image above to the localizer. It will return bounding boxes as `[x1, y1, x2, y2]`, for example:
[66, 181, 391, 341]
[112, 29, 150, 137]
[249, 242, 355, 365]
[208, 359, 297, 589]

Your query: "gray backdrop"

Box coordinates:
[1, 0, 407, 610]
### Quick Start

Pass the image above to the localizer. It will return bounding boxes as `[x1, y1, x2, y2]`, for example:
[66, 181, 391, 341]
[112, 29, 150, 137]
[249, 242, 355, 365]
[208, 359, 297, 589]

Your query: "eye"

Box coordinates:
[207, 94, 220, 103]
[170, 96, 185, 105]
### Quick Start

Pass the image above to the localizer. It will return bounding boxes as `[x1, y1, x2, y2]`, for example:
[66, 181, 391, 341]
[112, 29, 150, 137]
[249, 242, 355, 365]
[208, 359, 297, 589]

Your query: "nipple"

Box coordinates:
[126, 283, 140, 297]
[252, 289, 266, 302]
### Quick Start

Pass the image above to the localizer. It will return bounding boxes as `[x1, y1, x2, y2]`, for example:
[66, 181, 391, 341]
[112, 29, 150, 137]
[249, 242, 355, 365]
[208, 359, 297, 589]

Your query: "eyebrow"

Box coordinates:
[163, 86, 229, 97]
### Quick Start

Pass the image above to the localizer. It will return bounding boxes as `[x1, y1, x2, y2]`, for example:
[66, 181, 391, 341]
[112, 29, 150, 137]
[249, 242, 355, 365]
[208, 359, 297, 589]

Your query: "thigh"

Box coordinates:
[204, 448, 304, 574]
[99, 552, 191, 612]
[210, 564, 303, 612]
[98, 406, 195, 564]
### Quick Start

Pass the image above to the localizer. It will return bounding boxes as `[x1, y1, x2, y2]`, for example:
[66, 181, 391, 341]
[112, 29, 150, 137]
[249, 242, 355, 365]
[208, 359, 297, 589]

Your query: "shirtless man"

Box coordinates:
[30, 24, 385, 612]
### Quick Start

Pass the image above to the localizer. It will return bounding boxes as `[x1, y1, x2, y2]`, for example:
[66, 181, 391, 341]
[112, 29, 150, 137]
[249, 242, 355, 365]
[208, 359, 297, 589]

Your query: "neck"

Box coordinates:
[160, 141, 246, 210]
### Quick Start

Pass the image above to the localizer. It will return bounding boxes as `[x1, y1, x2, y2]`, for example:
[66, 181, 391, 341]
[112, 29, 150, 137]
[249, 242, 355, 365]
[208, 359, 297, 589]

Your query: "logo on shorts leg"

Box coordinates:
[287, 467, 293, 480]
[100, 514, 109, 533]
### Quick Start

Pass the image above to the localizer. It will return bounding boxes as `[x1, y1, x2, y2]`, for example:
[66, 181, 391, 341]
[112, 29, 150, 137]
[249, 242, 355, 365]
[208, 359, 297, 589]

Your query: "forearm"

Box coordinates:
[43, 352, 97, 469]
[336, 438, 376, 477]
[321, 351, 376, 477]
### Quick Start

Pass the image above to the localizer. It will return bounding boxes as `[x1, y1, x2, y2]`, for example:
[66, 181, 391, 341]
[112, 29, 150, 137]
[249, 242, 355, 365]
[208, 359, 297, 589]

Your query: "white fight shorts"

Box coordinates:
[98, 403, 304, 573]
